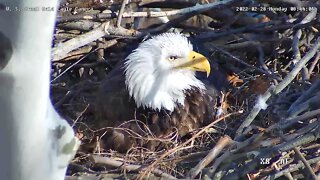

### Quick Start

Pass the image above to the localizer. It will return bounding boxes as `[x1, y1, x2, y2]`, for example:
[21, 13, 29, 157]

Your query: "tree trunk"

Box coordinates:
[0, 1, 79, 179]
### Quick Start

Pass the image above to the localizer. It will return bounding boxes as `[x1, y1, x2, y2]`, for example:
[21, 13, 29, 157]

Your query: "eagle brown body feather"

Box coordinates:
[95, 63, 220, 152]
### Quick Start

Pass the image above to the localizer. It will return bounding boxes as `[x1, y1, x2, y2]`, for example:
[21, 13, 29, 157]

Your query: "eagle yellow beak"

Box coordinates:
[175, 51, 211, 77]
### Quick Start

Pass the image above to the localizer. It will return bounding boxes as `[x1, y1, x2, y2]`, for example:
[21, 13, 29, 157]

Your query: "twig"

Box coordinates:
[279, 132, 318, 180]
[240, 34, 274, 76]
[57, 13, 115, 24]
[52, 22, 110, 61]
[146, 0, 243, 35]
[206, 44, 281, 81]
[116, 0, 129, 27]
[57, 0, 241, 23]
[307, 51, 320, 77]
[135, 0, 239, 17]
[291, 29, 302, 66]
[51, 49, 97, 82]
[187, 136, 234, 179]
[293, 7, 318, 28]
[257, 0, 304, 7]
[236, 37, 320, 137]
[288, 78, 320, 116]
[203, 133, 264, 178]
[137, 111, 242, 179]
[267, 108, 320, 133]
[256, 20, 317, 33]
[57, 21, 100, 32]
[292, 7, 318, 81]
[198, 21, 276, 40]
[203, 150, 232, 179]
[276, 126, 320, 153]
[72, 104, 90, 128]
[138, 0, 197, 8]
[59, 45, 93, 61]
[54, 90, 72, 108]
[53, 22, 141, 61]
[224, 123, 319, 179]
[288, 92, 320, 117]
[256, 43, 270, 74]
[264, 156, 320, 179]
[293, 147, 318, 180]
[90, 155, 177, 179]
[95, 39, 107, 79]
[290, 29, 310, 81]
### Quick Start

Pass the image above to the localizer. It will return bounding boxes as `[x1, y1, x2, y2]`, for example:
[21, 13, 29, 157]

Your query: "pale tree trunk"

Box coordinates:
[0, 1, 79, 180]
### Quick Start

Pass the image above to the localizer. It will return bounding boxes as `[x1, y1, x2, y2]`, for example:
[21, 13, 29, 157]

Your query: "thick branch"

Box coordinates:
[187, 136, 234, 179]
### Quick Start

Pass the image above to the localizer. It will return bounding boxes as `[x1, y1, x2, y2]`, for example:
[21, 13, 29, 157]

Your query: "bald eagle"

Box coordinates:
[95, 33, 220, 152]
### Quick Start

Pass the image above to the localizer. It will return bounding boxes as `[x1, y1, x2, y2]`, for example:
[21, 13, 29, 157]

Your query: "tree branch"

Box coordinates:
[236, 37, 320, 137]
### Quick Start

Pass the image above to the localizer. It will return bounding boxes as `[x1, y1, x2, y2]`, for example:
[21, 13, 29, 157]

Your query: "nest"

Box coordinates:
[51, 0, 320, 179]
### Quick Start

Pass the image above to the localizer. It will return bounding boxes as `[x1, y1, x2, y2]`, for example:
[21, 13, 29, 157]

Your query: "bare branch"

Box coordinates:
[236, 37, 320, 137]
[91, 155, 177, 179]
[117, 0, 129, 27]
[187, 136, 234, 179]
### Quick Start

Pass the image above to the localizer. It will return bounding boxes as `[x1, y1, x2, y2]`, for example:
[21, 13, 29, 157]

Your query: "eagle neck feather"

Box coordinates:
[124, 61, 205, 112]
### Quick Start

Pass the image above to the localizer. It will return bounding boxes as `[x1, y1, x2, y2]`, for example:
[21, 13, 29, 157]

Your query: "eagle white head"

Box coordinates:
[124, 33, 211, 112]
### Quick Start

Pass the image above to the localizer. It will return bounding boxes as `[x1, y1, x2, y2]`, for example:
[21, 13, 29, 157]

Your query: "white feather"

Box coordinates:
[254, 95, 268, 110]
[124, 33, 205, 112]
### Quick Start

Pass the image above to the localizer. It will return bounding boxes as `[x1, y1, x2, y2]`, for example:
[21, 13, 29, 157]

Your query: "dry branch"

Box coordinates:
[265, 156, 320, 179]
[236, 37, 320, 137]
[90, 155, 177, 179]
[293, 147, 318, 180]
[53, 22, 141, 61]
[267, 108, 320, 133]
[116, 0, 129, 27]
[288, 79, 320, 115]
[277, 126, 320, 152]
[57, 0, 242, 23]
[279, 132, 318, 180]
[52, 22, 110, 61]
[288, 92, 320, 117]
[187, 136, 234, 179]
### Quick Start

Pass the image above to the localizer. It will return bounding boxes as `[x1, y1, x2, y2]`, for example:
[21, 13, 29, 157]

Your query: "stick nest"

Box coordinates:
[51, 0, 320, 179]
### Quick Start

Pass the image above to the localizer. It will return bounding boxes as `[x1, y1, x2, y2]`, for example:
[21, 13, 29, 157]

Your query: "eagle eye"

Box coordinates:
[168, 55, 178, 61]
